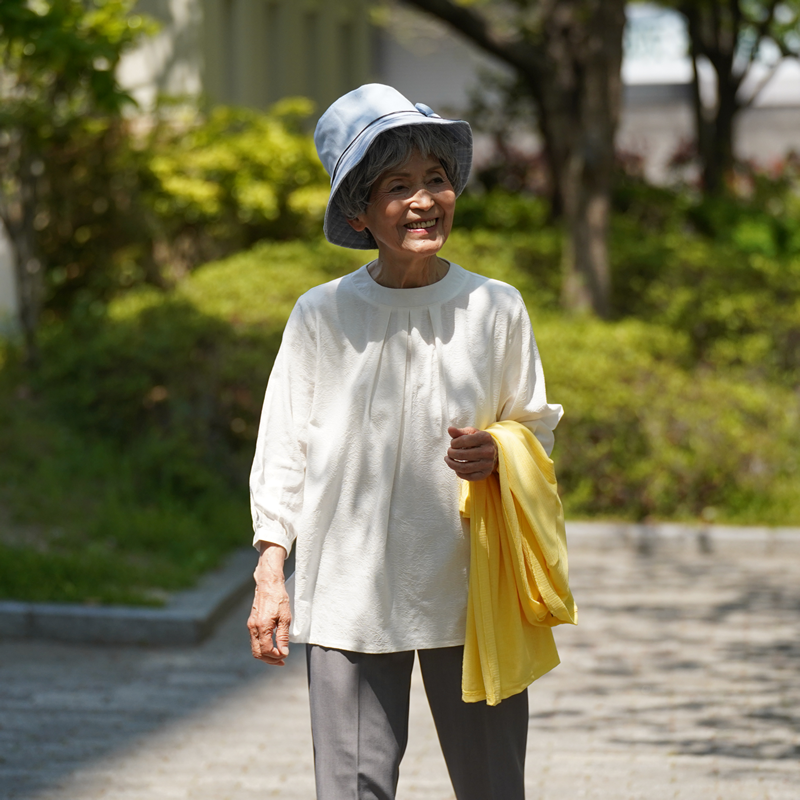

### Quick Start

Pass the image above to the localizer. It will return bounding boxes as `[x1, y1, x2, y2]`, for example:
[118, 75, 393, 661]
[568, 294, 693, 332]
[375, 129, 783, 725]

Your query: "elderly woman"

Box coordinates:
[247, 84, 563, 800]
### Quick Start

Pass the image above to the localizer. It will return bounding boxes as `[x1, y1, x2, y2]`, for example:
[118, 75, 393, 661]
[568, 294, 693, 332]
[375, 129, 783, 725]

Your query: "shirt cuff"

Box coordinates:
[252, 527, 293, 556]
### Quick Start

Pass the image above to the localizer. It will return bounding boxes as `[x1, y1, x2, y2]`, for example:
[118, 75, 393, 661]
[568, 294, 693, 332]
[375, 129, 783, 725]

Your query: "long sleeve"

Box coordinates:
[249, 300, 316, 554]
[496, 293, 563, 456]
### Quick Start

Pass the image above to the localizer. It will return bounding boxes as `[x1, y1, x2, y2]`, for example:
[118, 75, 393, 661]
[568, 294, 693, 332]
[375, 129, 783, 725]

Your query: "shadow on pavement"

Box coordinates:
[0, 594, 291, 799]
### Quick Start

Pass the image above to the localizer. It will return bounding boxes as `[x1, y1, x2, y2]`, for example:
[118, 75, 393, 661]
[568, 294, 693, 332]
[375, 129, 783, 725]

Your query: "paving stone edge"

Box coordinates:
[1, 522, 797, 645]
[0, 547, 259, 646]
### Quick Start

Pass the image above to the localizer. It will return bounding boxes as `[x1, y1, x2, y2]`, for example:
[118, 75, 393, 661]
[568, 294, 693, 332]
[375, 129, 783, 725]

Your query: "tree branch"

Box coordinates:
[399, 0, 543, 81]
[736, 0, 784, 101]
[743, 0, 780, 69]
[739, 58, 782, 108]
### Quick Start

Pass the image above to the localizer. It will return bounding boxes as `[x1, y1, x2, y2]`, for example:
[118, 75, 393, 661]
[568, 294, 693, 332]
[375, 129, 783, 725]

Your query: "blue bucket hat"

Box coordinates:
[314, 83, 473, 250]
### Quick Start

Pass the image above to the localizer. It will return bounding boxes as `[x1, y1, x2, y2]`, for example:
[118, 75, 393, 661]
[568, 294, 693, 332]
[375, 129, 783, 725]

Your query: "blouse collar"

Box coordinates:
[350, 261, 467, 308]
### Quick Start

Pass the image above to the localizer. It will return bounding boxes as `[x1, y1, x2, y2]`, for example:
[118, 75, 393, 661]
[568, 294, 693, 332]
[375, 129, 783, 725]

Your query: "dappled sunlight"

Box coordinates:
[3, 536, 799, 799]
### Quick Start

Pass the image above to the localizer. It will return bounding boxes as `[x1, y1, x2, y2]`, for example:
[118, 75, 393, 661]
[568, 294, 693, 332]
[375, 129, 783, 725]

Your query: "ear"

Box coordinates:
[347, 215, 367, 233]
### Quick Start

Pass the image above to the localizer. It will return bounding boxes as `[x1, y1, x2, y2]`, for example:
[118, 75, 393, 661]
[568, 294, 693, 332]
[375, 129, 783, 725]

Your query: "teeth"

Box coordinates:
[406, 219, 436, 229]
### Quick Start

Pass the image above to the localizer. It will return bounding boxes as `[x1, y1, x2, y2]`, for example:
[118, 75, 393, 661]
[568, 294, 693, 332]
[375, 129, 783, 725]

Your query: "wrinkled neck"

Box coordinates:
[368, 254, 450, 288]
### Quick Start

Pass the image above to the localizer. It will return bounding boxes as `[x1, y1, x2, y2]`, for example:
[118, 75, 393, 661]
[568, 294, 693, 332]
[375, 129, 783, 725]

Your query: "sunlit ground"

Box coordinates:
[1, 530, 798, 800]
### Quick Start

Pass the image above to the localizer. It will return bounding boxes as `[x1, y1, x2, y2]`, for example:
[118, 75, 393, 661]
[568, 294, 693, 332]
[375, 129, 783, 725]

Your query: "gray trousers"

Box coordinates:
[306, 644, 528, 800]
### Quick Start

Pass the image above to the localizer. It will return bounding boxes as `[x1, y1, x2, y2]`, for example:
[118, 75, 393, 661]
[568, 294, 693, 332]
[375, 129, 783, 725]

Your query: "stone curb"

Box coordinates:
[1, 522, 797, 646]
[0, 547, 259, 646]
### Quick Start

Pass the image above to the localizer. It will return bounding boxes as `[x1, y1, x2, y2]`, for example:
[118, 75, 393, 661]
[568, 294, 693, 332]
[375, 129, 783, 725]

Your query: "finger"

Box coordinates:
[255, 652, 286, 666]
[247, 613, 262, 658]
[447, 425, 477, 439]
[250, 631, 264, 660]
[445, 459, 494, 481]
[445, 451, 492, 469]
[250, 627, 287, 665]
[450, 432, 493, 450]
[260, 636, 288, 664]
[275, 614, 291, 657]
[455, 467, 492, 482]
[447, 444, 495, 463]
[446, 444, 495, 464]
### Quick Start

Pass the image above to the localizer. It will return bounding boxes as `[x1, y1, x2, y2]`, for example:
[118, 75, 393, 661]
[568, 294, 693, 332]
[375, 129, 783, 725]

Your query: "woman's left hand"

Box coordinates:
[444, 426, 498, 481]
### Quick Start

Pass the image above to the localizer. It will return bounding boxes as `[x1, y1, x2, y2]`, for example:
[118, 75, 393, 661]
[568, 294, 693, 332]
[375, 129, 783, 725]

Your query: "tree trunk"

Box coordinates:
[682, 2, 744, 194]
[398, 0, 625, 317]
[4, 150, 42, 366]
[706, 63, 739, 192]
[537, 0, 624, 317]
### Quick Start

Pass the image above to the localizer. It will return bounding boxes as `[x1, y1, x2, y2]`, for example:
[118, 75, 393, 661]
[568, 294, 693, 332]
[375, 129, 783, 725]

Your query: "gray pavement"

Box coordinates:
[1, 531, 798, 800]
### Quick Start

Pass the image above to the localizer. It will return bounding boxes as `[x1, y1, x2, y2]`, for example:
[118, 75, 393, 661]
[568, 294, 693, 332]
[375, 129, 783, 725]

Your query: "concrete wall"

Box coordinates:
[117, 0, 205, 109]
[117, 0, 375, 115]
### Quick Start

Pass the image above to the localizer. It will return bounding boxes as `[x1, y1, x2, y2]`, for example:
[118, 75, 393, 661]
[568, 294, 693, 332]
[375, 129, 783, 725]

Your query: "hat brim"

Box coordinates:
[323, 113, 473, 250]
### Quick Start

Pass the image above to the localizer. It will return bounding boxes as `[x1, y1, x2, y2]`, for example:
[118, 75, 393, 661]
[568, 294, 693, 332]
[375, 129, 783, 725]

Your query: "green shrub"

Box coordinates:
[27, 98, 331, 323]
[4, 229, 800, 604]
[539, 317, 800, 523]
[610, 173, 800, 385]
[34, 234, 800, 527]
[456, 189, 550, 232]
[141, 99, 330, 267]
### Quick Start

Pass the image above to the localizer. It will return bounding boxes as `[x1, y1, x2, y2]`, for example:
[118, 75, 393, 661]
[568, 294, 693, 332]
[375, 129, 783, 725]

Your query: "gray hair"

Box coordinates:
[334, 125, 462, 225]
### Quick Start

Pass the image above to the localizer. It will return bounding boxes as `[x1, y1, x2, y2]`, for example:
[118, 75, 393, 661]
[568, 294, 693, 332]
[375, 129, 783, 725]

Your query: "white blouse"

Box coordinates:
[250, 262, 563, 653]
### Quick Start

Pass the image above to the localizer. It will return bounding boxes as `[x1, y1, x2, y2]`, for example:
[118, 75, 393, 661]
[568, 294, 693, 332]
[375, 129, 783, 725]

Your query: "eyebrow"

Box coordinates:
[381, 164, 446, 180]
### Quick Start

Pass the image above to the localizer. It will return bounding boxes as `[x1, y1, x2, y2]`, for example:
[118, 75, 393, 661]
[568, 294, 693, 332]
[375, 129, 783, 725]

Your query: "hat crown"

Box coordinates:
[315, 84, 419, 181]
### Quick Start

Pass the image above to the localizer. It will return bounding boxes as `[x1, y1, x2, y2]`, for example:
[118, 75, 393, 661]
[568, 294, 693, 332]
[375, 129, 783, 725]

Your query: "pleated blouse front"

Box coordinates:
[250, 262, 563, 653]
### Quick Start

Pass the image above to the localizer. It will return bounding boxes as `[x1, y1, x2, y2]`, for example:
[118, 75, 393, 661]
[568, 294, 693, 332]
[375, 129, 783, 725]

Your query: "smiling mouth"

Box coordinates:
[405, 219, 437, 230]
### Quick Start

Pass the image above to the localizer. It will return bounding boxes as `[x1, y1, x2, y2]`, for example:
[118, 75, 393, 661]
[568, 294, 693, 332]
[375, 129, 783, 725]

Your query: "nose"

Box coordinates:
[410, 186, 435, 209]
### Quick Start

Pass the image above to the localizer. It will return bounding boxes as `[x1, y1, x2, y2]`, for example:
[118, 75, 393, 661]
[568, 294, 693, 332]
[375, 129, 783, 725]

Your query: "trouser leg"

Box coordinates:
[418, 645, 528, 800]
[306, 644, 415, 800]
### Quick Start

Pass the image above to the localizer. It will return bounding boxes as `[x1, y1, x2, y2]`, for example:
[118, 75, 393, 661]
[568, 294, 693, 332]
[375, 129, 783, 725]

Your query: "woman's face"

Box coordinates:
[348, 149, 456, 262]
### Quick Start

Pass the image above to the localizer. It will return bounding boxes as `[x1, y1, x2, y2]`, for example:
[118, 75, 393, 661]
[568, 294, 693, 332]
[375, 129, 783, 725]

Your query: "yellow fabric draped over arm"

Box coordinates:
[460, 420, 577, 706]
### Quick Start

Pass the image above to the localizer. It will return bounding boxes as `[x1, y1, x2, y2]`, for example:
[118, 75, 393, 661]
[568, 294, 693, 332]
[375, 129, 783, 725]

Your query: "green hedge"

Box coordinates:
[2, 227, 799, 604]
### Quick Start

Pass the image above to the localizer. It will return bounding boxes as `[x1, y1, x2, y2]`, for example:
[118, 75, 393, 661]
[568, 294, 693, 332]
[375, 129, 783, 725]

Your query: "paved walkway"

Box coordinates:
[1, 531, 799, 799]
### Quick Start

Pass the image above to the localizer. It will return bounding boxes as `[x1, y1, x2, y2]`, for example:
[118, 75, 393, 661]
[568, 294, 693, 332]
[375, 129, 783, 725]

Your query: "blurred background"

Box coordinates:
[1, 0, 799, 607]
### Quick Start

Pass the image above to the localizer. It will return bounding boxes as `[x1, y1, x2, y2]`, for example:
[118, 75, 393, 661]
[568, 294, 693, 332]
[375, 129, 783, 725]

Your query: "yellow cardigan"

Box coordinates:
[459, 420, 578, 706]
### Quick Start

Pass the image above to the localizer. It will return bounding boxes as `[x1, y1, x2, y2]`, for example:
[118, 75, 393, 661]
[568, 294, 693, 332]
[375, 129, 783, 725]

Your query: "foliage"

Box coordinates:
[545, 317, 800, 523]
[2, 94, 331, 327]
[611, 162, 800, 385]
[33, 116, 158, 320]
[4, 161, 800, 602]
[1, 1, 330, 352]
[2, 228, 799, 604]
[0, 240, 364, 604]
[0, 347, 249, 605]
[0, 0, 157, 360]
[0, 0, 149, 120]
[140, 99, 330, 272]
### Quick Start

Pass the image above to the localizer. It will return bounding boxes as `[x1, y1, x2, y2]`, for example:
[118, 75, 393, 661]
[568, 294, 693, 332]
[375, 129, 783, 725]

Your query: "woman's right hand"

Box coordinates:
[247, 542, 292, 666]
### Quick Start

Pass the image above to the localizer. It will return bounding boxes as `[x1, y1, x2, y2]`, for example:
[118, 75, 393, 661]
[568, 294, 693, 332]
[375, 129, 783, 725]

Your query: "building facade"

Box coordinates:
[120, 0, 375, 113]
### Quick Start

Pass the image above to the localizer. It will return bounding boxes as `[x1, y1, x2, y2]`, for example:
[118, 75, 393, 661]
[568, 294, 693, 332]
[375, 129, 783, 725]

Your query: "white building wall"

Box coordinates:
[0, 229, 17, 335]
[117, 0, 205, 109]
[375, 6, 511, 119]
